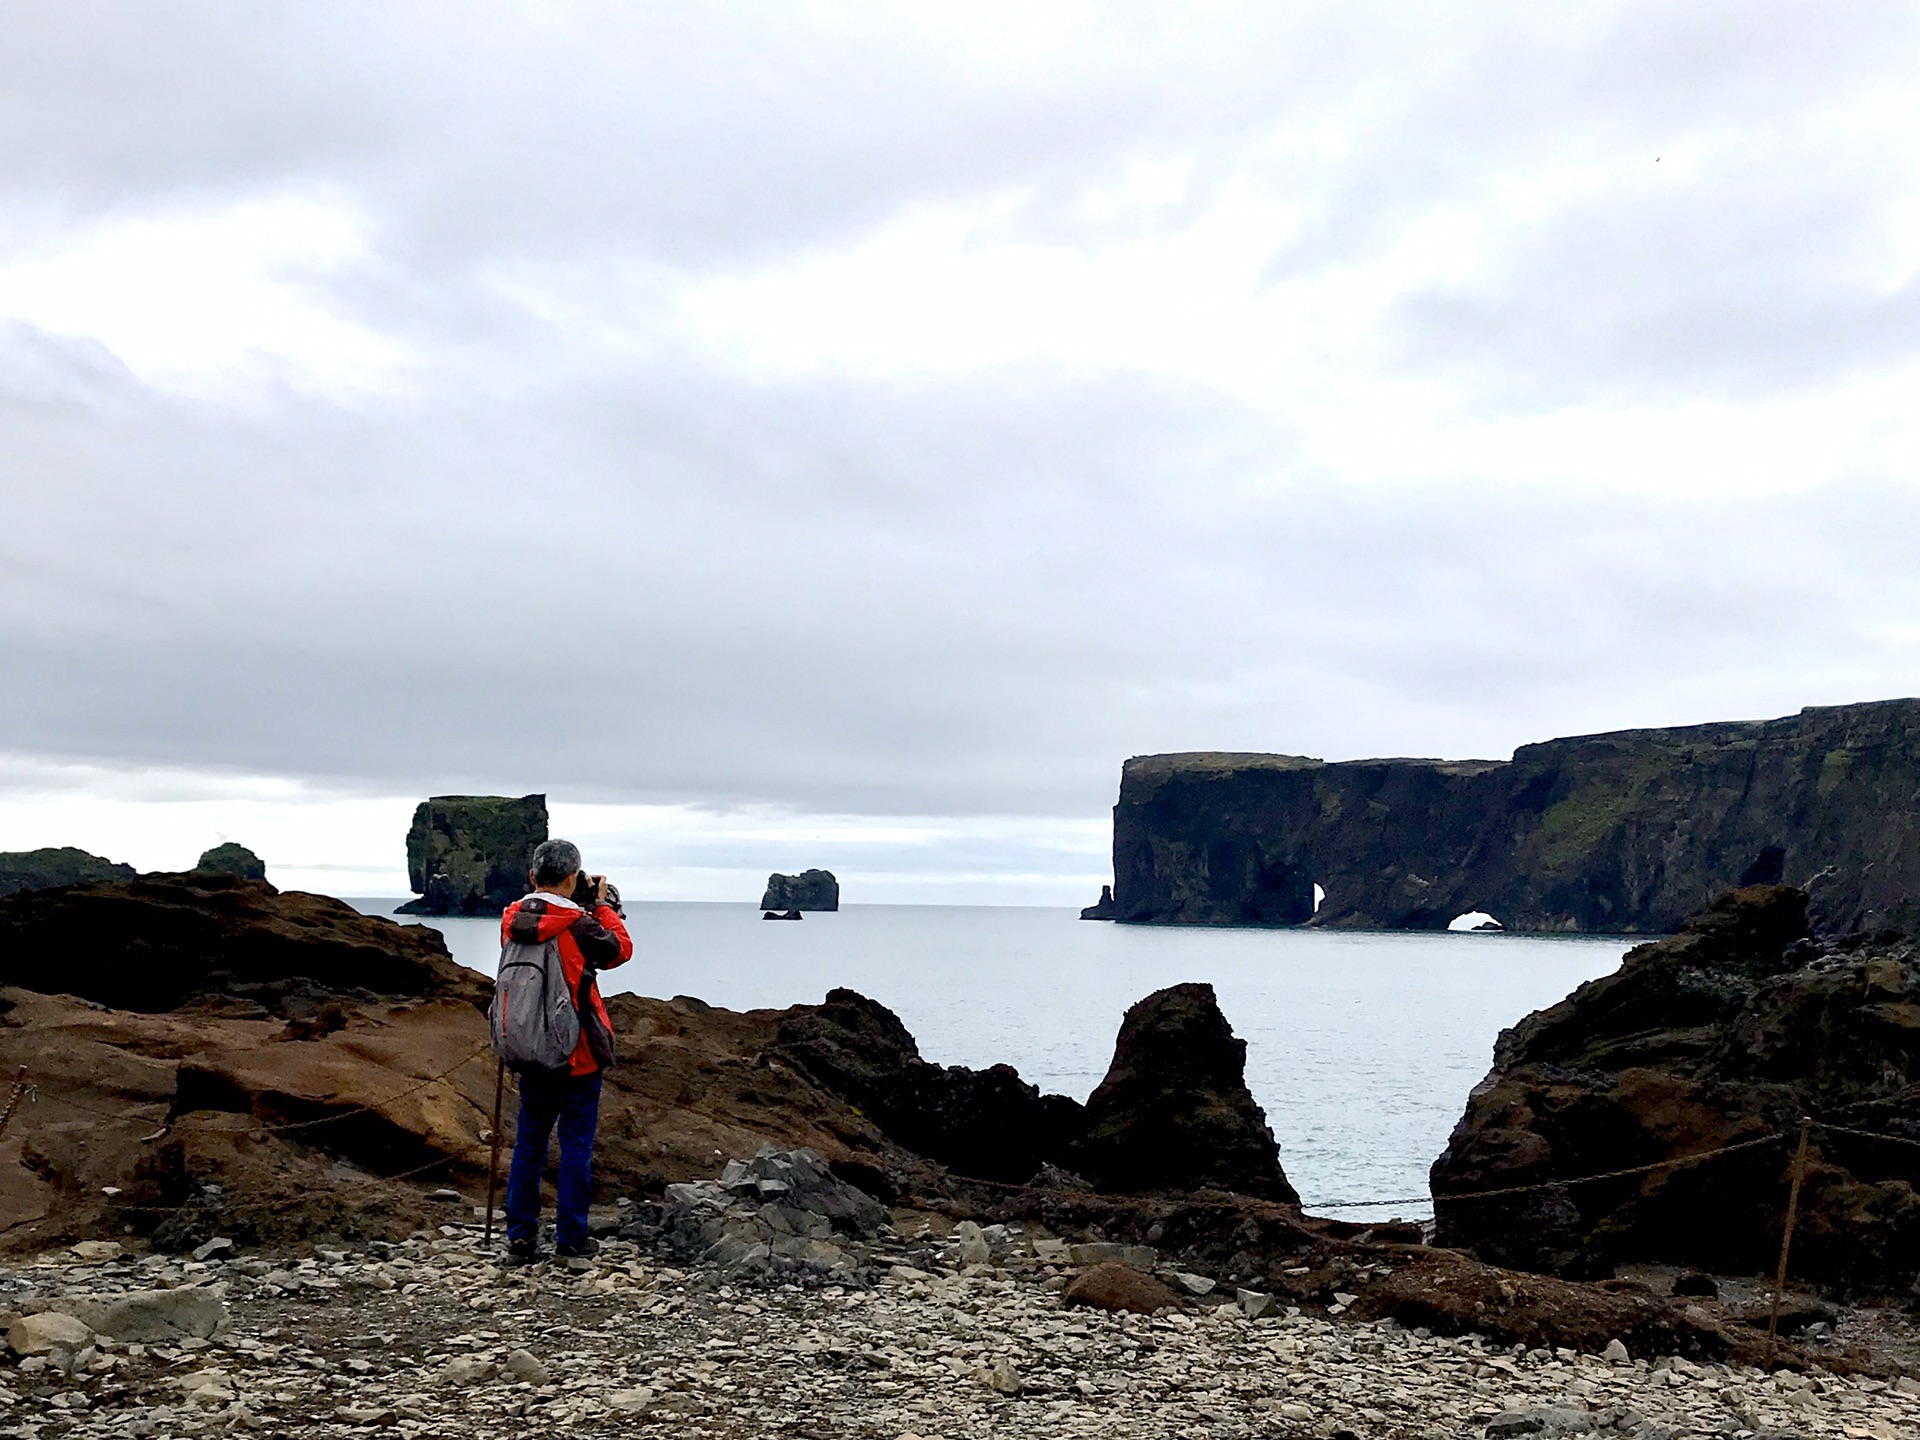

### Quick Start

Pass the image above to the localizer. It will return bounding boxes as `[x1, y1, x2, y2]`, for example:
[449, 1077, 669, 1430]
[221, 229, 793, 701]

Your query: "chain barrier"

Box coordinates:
[1307, 1131, 1790, 1213]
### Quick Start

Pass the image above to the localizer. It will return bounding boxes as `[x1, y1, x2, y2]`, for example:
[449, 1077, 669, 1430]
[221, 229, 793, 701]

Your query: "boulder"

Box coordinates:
[194, 843, 266, 881]
[1432, 885, 1920, 1296]
[65, 1287, 229, 1343]
[398, 794, 548, 916]
[1072, 982, 1297, 1202]
[7, 1310, 95, 1355]
[773, 988, 1083, 1182]
[0, 846, 136, 899]
[1064, 1262, 1180, 1314]
[760, 870, 839, 911]
[0, 871, 482, 1013]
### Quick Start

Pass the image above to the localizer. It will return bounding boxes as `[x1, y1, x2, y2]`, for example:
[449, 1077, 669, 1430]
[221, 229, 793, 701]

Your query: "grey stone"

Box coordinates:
[8, 1311, 95, 1355]
[1235, 1288, 1277, 1319]
[437, 1355, 498, 1386]
[502, 1348, 549, 1385]
[65, 1287, 229, 1343]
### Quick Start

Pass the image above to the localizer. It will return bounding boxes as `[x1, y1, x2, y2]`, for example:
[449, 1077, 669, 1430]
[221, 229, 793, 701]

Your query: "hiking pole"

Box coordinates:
[0, 1067, 28, 1142]
[484, 1058, 506, 1248]
[1764, 1117, 1813, 1371]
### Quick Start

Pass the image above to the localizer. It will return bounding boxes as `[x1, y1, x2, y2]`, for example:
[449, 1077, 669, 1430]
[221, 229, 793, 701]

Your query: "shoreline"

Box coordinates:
[7, 1217, 1917, 1440]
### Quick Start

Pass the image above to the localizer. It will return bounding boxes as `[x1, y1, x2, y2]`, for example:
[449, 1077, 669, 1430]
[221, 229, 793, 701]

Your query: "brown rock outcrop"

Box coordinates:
[1072, 982, 1297, 1201]
[1432, 885, 1920, 1296]
[0, 872, 482, 1014]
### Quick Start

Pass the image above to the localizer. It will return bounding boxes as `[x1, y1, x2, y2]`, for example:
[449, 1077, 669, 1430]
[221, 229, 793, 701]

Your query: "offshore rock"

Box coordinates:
[774, 988, 1083, 1182]
[0, 845, 136, 898]
[1073, 982, 1297, 1202]
[1432, 885, 1920, 1295]
[760, 869, 839, 911]
[1079, 884, 1118, 920]
[398, 794, 548, 915]
[1108, 697, 1920, 933]
[195, 842, 266, 880]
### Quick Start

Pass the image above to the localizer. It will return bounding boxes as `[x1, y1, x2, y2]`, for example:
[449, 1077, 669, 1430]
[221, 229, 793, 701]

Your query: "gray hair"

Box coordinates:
[530, 838, 583, 887]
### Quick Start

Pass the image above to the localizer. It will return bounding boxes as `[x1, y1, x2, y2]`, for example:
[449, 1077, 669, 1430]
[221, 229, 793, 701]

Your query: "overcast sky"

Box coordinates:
[2, 2, 1917, 901]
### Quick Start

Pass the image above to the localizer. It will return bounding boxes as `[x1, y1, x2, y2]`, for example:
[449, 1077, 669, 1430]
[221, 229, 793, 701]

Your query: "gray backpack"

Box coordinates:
[489, 935, 580, 1072]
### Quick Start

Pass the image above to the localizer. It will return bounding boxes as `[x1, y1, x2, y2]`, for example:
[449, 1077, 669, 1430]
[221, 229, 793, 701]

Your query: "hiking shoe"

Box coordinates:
[555, 1236, 599, 1260]
[502, 1237, 543, 1267]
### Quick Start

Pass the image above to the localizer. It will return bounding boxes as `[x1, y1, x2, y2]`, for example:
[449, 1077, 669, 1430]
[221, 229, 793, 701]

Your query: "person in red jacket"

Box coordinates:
[501, 838, 633, 1263]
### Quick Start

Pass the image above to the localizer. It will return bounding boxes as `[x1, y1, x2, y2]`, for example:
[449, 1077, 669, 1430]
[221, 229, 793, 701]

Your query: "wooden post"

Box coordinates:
[0, 1067, 28, 1141]
[1765, 1117, 1813, 1371]
[484, 1058, 506, 1248]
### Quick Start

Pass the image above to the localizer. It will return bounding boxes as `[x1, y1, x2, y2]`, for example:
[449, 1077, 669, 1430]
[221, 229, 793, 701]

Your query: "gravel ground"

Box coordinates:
[5, 1222, 1919, 1440]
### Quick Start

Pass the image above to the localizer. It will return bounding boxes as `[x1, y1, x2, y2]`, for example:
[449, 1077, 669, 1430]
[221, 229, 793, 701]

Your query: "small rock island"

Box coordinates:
[760, 869, 839, 912]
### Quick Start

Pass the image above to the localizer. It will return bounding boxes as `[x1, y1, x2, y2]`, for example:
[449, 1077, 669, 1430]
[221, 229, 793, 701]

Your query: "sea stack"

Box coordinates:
[1079, 884, 1118, 920]
[761, 869, 839, 911]
[398, 794, 549, 916]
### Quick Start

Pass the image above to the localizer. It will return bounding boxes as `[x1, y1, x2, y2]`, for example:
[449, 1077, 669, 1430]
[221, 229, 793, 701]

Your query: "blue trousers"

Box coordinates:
[504, 1067, 602, 1248]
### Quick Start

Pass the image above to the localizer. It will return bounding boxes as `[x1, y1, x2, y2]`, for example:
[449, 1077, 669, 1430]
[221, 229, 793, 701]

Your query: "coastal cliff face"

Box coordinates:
[399, 794, 548, 916]
[1109, 698, 1920, 933]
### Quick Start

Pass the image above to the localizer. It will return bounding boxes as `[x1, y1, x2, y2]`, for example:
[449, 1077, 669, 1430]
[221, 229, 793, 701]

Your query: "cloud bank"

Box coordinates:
[1, 2, 1916, 896]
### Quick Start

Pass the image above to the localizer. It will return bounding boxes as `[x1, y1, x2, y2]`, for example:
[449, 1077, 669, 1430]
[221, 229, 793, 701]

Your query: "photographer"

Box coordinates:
[500, 837, 633, 1263]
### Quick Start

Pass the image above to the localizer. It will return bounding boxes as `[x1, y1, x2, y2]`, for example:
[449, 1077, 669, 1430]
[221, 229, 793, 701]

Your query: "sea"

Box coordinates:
[349, 900, 1630, 1222]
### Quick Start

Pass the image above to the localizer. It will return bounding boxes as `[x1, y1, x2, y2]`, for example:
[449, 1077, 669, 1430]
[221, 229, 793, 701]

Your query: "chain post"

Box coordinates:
[1764, 1116, 1814, 1371]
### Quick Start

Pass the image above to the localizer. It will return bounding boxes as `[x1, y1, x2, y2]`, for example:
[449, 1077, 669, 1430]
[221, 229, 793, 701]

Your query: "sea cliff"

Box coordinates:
[1107, 698, 1920, 933]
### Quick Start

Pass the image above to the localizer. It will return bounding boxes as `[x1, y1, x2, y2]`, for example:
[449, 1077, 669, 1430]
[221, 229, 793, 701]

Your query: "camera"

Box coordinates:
[571, 872, 624, 916]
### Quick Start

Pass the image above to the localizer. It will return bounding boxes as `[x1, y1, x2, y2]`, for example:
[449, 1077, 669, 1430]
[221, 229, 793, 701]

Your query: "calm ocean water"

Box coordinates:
[350, 900, 1628, 1221]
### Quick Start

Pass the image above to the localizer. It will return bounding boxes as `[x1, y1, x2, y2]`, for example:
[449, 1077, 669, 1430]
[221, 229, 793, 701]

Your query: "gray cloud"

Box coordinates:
[2, 3, 1918, 835]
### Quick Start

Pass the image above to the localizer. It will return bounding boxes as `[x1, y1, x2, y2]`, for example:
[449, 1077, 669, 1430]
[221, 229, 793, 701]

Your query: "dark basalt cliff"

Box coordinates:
[1431, 886, 1920, 1297]
[399, 794, 548, 916]
[1109, 698, 1920, 933]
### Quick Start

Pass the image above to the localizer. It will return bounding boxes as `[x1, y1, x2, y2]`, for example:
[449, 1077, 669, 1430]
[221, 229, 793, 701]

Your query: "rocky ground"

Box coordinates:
[6, 1211, 1920, 1440]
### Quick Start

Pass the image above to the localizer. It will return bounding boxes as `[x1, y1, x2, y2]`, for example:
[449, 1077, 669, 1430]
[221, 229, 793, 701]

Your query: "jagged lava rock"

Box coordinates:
[194, 842, 266, 880]
[0, 845, 136, 898]
[760, 869, 839, 911]
[1109, 697, 1920, 933]
[398, 793, 548, 915]
[0, 871, 479, 1013]
[1432, 884, 1920, 1294]
[774, 988, 1083, 1182]
[1073, 982, 1297, 1202]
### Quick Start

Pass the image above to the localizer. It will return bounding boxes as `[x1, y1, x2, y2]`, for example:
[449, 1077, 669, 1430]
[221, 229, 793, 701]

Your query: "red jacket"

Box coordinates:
[500, 894, 634, 1075]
